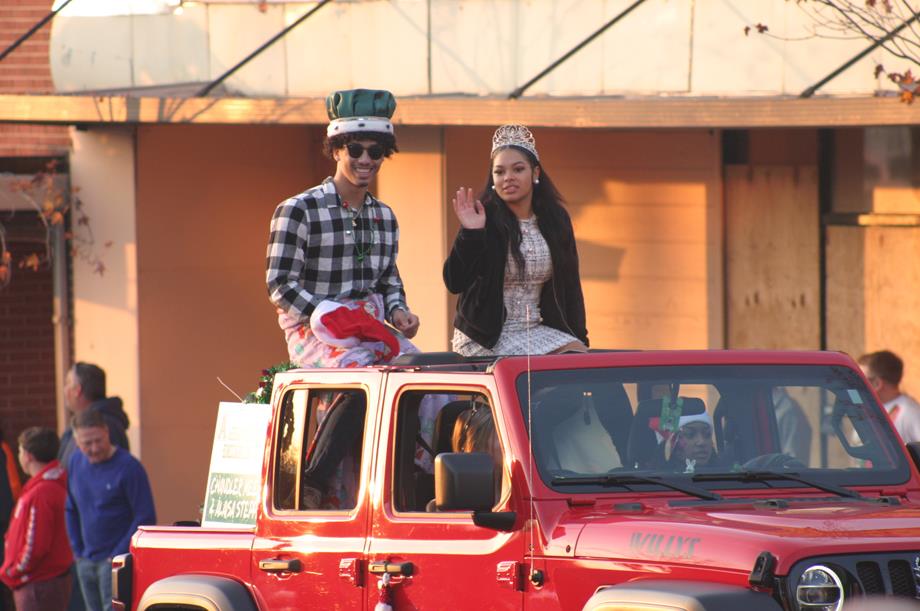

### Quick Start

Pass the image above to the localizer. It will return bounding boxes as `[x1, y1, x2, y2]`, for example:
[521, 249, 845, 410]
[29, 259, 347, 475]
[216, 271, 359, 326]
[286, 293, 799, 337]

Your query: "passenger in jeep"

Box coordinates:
[453, 406, 503, 501]
[659, 412, 724, 473]
[265, 87, 420, 367]
[426, 405, 503, 512]
[444, 124, 588, 357]
[265, 88, 421, 509]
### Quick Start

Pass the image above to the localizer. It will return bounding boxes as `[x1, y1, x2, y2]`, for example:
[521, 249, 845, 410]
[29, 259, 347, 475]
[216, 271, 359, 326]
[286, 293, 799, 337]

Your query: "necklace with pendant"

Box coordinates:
[343, 199, 374, 263]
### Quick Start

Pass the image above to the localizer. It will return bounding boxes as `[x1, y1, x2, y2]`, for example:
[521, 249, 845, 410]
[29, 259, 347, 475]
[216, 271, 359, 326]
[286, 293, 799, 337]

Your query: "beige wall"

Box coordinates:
[375, 126, 450, 351]
[134, 124, 321, 523]
[69, 128, 142, 449]
[725, 165, 820, 350]
[826, 128, 920, 396]
[545, 128, 723, 350]
[827, 226, 920, 399]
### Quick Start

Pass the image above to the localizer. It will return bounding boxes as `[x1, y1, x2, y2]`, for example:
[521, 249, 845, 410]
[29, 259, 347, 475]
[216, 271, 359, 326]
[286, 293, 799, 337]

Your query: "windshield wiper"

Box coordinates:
[552, 474, 723, 501]
[692, 471, 865, 500]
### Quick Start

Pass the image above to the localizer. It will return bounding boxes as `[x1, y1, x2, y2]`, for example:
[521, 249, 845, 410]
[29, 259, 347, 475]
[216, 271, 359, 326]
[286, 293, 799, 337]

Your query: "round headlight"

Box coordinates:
[796, 565, 844, 611]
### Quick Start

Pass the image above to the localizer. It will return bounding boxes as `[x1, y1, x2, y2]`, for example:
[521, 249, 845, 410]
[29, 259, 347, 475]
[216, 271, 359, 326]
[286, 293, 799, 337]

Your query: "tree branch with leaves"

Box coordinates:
[747, 0, 920, 101]
[0, 160, 109, 289]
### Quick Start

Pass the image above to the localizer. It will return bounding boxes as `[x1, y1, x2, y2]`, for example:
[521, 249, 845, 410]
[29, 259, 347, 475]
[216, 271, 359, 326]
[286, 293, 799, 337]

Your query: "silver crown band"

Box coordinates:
[327, 117, 394, 138]
[491, 124, 539, 161]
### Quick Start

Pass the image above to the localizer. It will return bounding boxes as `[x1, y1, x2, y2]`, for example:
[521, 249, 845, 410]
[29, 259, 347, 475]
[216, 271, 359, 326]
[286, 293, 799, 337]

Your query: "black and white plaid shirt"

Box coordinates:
[266, 178, 407, 323]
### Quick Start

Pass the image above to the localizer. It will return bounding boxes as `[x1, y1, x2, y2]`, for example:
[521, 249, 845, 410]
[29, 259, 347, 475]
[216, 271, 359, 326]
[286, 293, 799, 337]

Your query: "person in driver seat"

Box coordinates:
[658, 412, 721, 473]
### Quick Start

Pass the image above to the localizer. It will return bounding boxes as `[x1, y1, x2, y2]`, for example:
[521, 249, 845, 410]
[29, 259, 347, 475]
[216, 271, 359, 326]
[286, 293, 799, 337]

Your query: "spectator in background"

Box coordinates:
[0, 429, 21, 502]
[66, 410, 155, 611]
[58, 362, 130, 466]
[0, 441, 13, 611]
[0, 427, 72, 611]
[858, 350, 920, 444]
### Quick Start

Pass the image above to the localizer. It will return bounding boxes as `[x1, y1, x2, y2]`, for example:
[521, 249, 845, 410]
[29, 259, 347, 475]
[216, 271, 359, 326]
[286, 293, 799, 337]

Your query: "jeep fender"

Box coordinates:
[582, 579, 782, 611]
[137, 575, 258, 611]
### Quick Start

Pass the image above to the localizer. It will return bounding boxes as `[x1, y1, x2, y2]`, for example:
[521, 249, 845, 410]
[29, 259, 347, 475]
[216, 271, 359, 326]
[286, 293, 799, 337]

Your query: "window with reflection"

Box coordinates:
[273, 388, 367, 511]
[392, 390, 503, 512]
[517, 365, 909, 496]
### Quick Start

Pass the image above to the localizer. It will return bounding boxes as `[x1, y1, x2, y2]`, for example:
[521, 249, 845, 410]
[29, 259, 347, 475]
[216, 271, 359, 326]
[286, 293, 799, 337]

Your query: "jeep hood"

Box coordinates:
[572, 500, 920, 575]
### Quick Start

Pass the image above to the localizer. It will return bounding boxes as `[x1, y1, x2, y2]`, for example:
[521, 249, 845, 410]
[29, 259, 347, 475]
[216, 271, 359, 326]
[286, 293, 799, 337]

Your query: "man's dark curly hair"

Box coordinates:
[323, 131, 398, 159]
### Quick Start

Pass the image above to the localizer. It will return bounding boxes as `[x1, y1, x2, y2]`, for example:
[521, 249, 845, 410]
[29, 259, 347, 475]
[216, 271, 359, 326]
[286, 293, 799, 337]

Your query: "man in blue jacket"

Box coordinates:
[66, 410, 155, 611]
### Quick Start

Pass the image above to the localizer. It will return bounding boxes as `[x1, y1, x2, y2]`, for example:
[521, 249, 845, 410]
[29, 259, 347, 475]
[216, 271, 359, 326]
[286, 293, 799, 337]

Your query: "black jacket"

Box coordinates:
[443, 209, 588, 350]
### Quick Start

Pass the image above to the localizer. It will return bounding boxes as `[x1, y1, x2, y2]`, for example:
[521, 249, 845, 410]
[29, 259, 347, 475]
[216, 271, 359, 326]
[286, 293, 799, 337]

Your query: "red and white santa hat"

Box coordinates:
[310, 300, 400, 360]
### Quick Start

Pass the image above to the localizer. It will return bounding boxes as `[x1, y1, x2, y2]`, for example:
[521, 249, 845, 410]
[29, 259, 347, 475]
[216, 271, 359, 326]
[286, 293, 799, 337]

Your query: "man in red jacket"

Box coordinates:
[0, 427, 72, 611]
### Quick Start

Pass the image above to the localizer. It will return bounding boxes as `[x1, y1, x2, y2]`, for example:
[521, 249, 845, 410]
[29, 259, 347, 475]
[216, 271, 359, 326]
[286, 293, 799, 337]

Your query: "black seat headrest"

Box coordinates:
[432, 400, 478, 454]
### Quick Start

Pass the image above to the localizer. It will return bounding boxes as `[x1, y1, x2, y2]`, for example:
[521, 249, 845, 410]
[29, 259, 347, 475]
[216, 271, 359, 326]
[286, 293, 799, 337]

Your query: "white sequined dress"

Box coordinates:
[452, 216, 578, 356]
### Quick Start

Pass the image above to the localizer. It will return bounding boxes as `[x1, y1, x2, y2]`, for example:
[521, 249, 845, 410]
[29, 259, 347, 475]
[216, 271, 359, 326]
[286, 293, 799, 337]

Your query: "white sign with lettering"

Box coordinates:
[201, 402, 272, 528]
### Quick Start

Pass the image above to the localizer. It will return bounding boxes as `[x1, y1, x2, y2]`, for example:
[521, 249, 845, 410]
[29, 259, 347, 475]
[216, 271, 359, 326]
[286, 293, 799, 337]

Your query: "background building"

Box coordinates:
[0, 0, 71, 464]
[1, 0, 918, 523]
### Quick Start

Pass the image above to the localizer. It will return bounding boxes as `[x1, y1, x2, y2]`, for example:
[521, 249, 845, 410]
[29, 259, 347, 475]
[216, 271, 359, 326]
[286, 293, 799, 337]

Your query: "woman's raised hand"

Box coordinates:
[452, 187, 486, 230]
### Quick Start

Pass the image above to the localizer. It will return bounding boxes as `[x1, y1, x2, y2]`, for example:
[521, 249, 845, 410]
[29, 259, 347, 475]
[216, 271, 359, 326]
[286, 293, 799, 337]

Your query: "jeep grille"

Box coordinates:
[786, 553, 920, 601]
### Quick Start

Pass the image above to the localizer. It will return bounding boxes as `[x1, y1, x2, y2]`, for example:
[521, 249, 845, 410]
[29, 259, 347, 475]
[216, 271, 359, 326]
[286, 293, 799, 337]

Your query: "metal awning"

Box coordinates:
[1, 93, 919, 129]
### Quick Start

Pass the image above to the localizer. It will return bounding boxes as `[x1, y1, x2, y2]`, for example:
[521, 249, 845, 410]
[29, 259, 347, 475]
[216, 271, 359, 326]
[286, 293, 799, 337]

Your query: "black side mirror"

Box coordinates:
[434, 452, 517, 531]
[434, 452, 495, 511]
[906, 441, 920, 472]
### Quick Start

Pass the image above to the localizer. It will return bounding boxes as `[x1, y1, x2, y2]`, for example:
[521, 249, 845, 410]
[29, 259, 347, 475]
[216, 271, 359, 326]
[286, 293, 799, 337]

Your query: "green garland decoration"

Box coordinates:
[243, 361, 298, 404]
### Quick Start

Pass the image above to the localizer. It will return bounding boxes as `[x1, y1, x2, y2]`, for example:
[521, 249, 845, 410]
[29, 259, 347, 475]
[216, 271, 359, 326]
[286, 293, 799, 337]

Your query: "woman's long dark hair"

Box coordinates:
[478, 145, 569, 277]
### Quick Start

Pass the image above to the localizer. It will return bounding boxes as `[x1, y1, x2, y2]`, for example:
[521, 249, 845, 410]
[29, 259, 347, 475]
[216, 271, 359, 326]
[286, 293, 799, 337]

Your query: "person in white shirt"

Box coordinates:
[858, 350, 920, 444]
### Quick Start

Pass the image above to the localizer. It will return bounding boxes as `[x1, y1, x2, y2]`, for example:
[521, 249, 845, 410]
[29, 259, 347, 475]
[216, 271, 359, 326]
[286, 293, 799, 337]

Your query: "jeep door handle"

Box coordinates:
[259, 558, 303, 573]
[368, 560, 414, 576]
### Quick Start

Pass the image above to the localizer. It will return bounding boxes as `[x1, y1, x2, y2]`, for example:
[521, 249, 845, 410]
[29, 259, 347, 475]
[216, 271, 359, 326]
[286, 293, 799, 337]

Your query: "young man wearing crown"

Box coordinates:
[265, 89, 420, 508]
[266, 88, 420, 369]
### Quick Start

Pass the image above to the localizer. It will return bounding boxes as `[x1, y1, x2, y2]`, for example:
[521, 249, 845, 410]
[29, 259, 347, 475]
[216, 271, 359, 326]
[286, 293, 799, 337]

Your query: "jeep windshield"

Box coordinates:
[516, 364, 911, 495]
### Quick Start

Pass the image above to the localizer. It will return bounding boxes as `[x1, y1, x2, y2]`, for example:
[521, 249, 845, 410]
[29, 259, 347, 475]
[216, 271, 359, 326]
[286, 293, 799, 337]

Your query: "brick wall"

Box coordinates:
[0, 0, 70, 157]
[0, 0, 69, 457]
[0, 211, 58, 455]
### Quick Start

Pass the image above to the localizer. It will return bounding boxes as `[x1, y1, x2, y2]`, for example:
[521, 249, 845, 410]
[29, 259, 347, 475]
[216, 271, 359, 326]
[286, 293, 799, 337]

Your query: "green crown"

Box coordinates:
[326, 89, 397, 121]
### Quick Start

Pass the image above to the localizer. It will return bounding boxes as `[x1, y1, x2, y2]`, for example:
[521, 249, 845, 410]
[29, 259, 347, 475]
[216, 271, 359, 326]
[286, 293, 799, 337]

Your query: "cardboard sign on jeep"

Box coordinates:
[117, 350, 920, 611]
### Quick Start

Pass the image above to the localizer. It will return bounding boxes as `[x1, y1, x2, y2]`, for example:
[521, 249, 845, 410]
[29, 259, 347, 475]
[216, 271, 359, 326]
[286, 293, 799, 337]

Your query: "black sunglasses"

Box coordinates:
[346, 143, 385, 160]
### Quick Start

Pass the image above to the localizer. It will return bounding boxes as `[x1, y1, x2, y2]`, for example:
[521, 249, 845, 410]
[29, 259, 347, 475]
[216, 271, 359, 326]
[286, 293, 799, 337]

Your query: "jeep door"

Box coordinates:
[250, 378, 382, 609]
[366, 377, 525, 609]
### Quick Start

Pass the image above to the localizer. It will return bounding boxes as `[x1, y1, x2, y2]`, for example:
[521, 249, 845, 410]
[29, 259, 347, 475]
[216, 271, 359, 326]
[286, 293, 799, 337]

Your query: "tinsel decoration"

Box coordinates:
[243, 361, 297, 404]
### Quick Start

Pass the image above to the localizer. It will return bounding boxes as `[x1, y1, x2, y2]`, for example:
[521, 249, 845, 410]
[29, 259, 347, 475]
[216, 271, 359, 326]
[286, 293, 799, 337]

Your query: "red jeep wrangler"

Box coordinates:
[115, 350, 920, 610]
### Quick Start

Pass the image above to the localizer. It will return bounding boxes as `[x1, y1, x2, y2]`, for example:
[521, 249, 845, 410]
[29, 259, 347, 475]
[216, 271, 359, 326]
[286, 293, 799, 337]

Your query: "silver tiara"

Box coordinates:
[491, 124, 539, 161]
